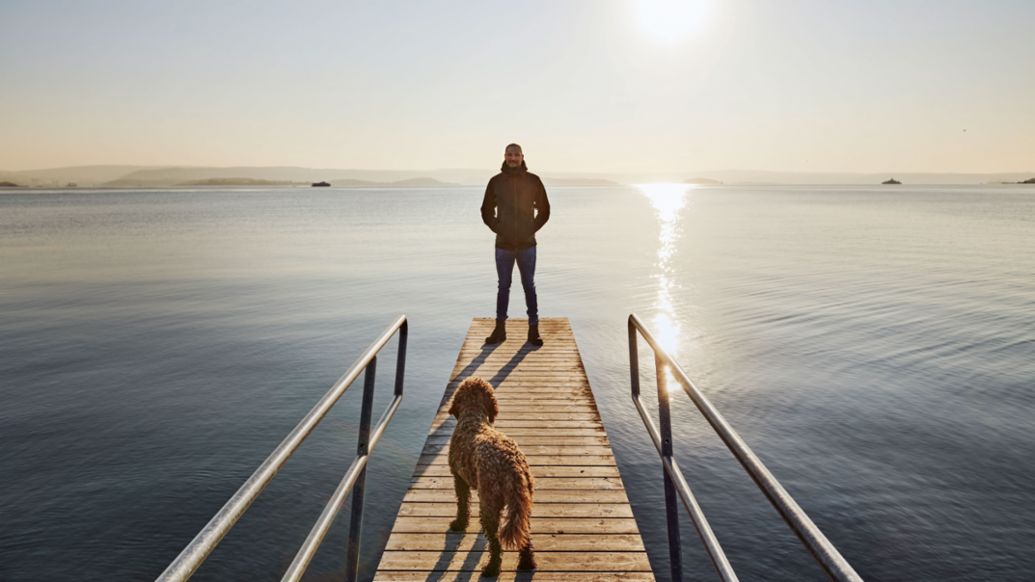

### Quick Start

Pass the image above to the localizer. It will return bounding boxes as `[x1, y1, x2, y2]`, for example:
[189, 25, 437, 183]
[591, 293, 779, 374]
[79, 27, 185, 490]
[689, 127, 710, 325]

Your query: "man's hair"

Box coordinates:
[505, 143, 523, 153]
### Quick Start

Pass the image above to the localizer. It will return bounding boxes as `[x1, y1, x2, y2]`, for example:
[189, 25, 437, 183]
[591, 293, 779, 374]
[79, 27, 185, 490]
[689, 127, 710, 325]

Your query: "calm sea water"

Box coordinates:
[1, 185, 1033, 581]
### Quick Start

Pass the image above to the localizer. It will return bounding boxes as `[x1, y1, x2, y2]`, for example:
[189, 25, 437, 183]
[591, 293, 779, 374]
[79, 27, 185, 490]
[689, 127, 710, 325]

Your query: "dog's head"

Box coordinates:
[448, 376, 499, 423]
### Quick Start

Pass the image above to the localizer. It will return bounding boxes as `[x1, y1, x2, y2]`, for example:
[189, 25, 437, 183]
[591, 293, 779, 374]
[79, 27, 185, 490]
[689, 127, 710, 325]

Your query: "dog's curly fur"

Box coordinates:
[447, 376, 536, 576]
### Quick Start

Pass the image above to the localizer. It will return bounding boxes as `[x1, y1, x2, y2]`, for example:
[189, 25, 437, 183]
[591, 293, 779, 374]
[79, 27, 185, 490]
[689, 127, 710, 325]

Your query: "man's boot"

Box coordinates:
[527, 323, 543, 347]
[485, 319, 507, 344]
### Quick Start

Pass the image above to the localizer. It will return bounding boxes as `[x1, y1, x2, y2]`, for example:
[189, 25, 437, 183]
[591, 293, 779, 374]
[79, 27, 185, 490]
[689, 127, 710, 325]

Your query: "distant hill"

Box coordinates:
[680, 170, 1035, 185]
[323, 178, 381, 187]
[96, 167, 470, 188]
[543, 177, 621, 187]
[179, 177, 304, 186]
[684, 177, 723, 185]
[101, 166, 465, 187]
[163, 175, 461, 188]
[377, 177, 461, 188]
[0, 165, 159, 187]
[316, 177, 462, 188]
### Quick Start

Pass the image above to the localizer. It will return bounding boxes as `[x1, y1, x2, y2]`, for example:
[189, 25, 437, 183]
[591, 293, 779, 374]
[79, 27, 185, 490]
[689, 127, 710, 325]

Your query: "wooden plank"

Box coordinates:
[454, 356, 584, 363]
[432, 413, 602, 423]
[444, 394, 594, 403]
[397, 502, 634, 519]
[374, 571, 656, 581]
[443, 385, 593, 394]
[429, 420, 604, 431]
[376, 550, 652, 572]
[477, 397, 598, 404]
[376, 318, 653, 580]
[447, 418, 601, 428]
[450, 361, 586, 369]
[445, 381, 592, 389]
[421, 444, 614, 456]
[390, 517, 644, 535]
[450, 373, 587, 379]
[438, 392, 597, 400]
[384, 532, 645, 552]
[448, 427, 605, 436]
[425, 435, 610, 446]
[428, 427, 605, 436]
[429, 418, 597, 429]
[433, 408, 600, 418]
[407, 474, 625, 486]
[412, 466, 622, 479]
[402, 489, 630, 504]
[418, 454, 617, 467]
[452, 361, 585, 368]
[441, 386, 595, 394]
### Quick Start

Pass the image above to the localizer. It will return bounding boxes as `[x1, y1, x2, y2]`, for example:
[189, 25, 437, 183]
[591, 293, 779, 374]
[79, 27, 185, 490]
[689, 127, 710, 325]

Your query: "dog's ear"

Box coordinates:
[448, 387, 464, 418]
[483, 384, 499, 424]
[450, 377, 476, 418]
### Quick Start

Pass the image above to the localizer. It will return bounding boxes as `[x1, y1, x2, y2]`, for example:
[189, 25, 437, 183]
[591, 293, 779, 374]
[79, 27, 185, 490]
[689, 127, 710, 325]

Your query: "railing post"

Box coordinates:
[656, 354, 683, 582]
[629, 317, 641, 399]
[345, 356, 377, 582]
[394, 322, 408, 397]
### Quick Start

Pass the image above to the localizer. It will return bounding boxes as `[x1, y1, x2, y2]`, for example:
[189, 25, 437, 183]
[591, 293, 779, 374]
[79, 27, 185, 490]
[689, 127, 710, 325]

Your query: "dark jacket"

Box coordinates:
[480, 161, 551, 250]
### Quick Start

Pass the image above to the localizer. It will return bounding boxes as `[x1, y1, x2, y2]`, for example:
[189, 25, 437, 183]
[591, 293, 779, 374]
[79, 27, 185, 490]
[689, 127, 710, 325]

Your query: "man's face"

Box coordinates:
[504, 147, 523, 168]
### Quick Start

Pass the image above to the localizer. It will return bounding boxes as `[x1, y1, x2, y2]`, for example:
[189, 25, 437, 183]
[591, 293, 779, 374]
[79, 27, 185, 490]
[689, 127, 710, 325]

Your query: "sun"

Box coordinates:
[632, 0, 712, 44]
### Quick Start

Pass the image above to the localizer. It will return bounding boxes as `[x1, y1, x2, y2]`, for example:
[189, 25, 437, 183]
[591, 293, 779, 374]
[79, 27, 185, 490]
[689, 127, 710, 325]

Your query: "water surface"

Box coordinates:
[2, 185, 1033, 580]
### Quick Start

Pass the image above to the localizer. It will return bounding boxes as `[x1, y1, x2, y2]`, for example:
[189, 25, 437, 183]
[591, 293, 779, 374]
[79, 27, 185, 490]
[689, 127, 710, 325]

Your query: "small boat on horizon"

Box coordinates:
[311, 181, 331, 187]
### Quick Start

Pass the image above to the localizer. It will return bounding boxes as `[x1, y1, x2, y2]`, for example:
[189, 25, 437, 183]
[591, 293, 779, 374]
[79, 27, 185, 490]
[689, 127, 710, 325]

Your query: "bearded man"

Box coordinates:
[480, 143, 551, 346]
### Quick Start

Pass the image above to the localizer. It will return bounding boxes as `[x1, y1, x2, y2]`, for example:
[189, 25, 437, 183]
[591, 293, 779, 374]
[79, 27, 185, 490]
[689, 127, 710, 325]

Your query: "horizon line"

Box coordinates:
[4, 163, 1035, 176]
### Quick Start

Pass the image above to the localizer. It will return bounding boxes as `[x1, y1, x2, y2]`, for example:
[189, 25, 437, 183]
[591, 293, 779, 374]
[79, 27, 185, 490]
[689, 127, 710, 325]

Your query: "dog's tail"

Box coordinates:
[499, 460, 535, 549]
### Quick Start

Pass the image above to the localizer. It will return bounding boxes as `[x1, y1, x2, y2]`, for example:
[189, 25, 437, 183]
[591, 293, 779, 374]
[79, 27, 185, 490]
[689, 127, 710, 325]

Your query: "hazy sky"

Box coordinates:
[2, 0, 1033, 173]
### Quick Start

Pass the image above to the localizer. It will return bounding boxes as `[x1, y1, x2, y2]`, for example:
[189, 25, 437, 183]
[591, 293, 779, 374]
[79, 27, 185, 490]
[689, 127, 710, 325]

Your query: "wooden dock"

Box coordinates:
[375, 317, 654, 581]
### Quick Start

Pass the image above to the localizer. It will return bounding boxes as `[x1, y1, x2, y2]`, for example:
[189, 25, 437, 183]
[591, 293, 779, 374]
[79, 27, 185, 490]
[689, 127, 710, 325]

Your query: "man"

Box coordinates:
[480, 143, 551, 346]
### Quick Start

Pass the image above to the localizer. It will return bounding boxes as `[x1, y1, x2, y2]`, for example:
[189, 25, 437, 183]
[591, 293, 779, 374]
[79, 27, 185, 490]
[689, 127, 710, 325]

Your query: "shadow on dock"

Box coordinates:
[425, 532, 487, 581]
[413, 342, 539, 480]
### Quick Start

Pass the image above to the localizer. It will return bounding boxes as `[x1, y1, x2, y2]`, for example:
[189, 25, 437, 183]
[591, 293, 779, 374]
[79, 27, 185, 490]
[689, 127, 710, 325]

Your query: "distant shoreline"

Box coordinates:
[3, 165, 1035, 189]
[4, 182, 1035, 192]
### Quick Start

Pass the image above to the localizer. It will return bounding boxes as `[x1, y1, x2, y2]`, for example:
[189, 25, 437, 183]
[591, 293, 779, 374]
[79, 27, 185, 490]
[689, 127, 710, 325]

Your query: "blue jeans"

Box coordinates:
[495, 246, 538, 325]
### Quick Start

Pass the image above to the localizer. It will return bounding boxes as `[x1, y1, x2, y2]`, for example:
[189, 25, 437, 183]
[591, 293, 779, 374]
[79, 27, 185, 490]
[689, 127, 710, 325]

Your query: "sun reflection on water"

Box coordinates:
[638, 183, 691, 393]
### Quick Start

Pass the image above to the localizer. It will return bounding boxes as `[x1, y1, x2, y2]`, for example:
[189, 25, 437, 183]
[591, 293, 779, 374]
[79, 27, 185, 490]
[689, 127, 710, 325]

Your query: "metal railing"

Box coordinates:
[628, 313, 862, 582]
[157, 315, 409, 582]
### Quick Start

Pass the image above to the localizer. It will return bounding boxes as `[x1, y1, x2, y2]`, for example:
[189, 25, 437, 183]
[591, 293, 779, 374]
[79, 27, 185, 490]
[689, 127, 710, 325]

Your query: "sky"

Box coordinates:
[2, 0, 1033, 174]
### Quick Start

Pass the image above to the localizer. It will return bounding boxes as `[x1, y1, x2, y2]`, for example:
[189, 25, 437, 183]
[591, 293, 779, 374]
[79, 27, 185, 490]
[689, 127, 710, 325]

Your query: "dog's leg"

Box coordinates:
[479, 496, 503, 577]
[449, 474, 470, 531]
[517, 539, 537, 570]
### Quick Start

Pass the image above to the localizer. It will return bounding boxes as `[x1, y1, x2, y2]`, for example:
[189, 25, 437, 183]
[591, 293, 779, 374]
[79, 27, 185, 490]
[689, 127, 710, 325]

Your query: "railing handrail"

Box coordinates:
[157, 315, 409, 582]
[628, 313, 862, 582]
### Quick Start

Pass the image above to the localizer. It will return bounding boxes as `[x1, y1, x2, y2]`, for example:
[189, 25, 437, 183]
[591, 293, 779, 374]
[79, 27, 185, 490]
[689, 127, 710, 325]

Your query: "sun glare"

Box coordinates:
[633, 0, 712, 44]
[638, 183, 692, 393]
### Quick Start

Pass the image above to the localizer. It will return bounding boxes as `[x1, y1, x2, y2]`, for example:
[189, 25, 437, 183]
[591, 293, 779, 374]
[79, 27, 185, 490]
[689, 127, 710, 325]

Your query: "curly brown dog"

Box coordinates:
[447, 376, 536, 577]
